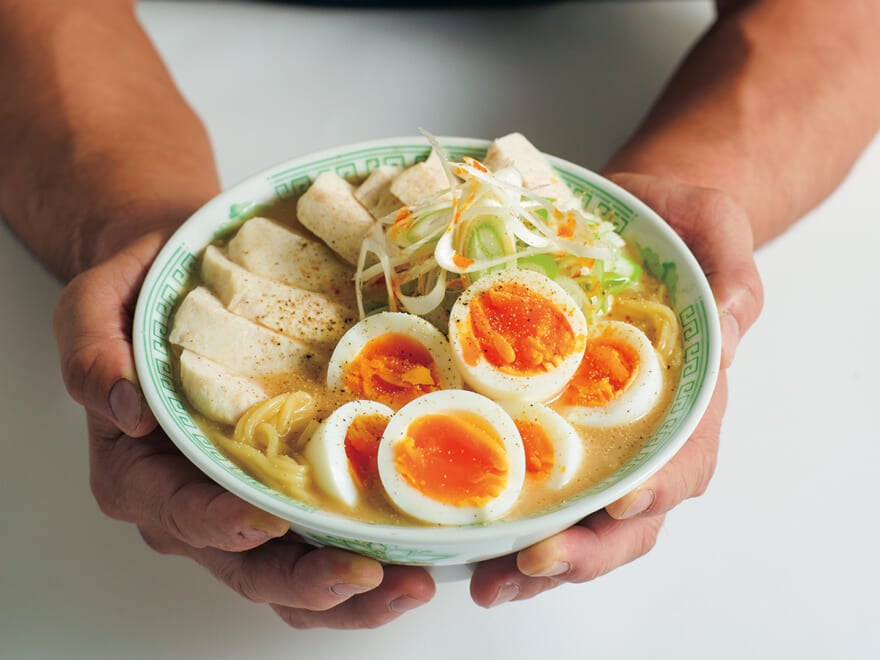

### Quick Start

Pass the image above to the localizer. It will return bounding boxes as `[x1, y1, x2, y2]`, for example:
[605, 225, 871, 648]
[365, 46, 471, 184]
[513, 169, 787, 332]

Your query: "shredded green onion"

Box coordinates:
[355, 140, 640, 322]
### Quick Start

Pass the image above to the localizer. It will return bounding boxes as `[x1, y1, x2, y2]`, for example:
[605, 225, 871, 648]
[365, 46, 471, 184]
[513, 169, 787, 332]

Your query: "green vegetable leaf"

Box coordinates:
[517, 254, 559, 280]
[640, 246, 678, 304]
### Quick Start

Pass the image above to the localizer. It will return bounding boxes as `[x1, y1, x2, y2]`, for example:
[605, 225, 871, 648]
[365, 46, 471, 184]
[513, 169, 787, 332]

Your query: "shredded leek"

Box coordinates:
[355, 142, 641, 323]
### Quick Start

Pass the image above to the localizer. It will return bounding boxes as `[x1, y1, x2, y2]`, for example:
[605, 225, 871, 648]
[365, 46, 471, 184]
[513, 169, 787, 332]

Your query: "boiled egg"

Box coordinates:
[558, 320, 663, 427]
[326, 311, 461, 410]
[447, 268, 588, 403]
[501, 401, 584, 490]
[377, 389, 526, 524]
[303, 399, 393, 508]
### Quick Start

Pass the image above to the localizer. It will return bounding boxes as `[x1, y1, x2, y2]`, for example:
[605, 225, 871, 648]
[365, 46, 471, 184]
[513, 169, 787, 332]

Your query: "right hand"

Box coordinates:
[54, 232, 435, 629]
[469, 174, 763, 607]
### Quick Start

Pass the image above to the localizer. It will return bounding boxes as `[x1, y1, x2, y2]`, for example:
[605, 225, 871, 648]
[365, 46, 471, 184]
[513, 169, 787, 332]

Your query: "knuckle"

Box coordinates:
[674, 466, 692, 507]
[54, 277, 90, 396]
[637, 518, 662, 556]
[695, 187, 747, 230]
[60, 343, 96, 405]
[138, 526, 177, 556]
[218, 558, 263, 604]
[274, 607, 314, 630]
[579, 557, 613, 583]
[740, 267, 766, 322]
[155, 487, 191, 547]
[89, 468, 126, 521]
[353, 602, 392, 630]
[691, 442, 719, 499]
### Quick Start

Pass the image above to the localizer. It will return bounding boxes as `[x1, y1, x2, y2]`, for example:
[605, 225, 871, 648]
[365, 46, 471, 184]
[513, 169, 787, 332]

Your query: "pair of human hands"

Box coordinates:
[53, 173, 762, 629]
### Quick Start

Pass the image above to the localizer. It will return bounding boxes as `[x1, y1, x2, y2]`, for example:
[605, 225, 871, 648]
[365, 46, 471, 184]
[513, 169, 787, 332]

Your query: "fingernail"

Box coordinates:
[489, 583, 520, 608]
[622, 489, 655, 519]
[109, 379, 142, 434]
[240, 528, 271, 544]
[331, 583, 372, 598]
[390, 596, 425, 613]
[720, 311, 740, 368]
[527, 561, 571, 578]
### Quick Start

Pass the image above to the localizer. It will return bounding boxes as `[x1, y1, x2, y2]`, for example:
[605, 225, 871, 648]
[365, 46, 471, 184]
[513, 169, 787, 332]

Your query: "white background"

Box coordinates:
[2, 1, 878, 658]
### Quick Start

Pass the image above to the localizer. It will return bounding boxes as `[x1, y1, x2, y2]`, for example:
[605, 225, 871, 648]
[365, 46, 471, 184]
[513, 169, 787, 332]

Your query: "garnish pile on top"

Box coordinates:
[355, 133, 640, 324]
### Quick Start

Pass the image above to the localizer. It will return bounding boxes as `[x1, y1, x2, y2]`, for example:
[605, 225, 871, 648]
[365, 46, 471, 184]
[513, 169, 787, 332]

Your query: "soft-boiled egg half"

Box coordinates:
[326, 311, 462, 410]
[558, 320, 663, 427]
[303, 399, 394, 508]
[501, 400, 584, 490]
[447, 268, 588, 403]
[377, 390, 526, 525]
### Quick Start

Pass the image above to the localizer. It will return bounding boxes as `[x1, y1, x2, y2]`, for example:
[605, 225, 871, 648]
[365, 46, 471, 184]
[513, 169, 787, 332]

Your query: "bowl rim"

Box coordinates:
[133, 135, 721, 549]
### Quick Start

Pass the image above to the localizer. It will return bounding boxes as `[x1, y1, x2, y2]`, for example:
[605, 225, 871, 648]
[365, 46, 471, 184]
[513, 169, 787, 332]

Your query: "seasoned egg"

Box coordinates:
[448, 268, 588, 403]
[501, 401, 584, 490]
[326, 311, 462, 410]
[377, 390, 526, 524]
[303, 399, 393, 508]
[558, 320, 663, 427]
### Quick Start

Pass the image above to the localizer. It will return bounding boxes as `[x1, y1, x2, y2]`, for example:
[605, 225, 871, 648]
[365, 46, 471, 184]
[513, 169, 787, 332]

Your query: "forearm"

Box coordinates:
[605, 0, 880, 247]
[0, 0, 220, 280]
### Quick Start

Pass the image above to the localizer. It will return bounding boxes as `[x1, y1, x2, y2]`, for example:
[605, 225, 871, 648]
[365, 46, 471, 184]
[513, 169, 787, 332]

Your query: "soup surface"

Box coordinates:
[169, 133, 683, 526]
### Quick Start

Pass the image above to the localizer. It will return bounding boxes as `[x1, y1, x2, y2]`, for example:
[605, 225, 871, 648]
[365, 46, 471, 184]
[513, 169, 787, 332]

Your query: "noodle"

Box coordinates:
[611, 297, 681, 368]
[207, 391, 318, 500]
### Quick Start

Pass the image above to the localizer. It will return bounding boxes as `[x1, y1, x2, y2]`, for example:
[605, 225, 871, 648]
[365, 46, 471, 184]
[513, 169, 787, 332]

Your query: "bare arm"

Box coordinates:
[472, 0, 880, 604]
[606, 0, 880, 246]
[0, 0, 219, 280]
[0, 0, 434, 628]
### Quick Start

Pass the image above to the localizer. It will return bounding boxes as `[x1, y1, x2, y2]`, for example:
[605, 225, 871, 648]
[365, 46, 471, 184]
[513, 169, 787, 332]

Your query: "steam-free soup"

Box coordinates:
[168, 133, 682, 526]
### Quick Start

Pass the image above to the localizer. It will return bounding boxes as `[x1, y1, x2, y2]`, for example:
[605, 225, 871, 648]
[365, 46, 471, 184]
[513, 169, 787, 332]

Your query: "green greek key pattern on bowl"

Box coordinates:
[301, 533, 458, 564]
[267, 144, 485, 201]
[558, 171, 635, 232]
[265, 143, 633, 232]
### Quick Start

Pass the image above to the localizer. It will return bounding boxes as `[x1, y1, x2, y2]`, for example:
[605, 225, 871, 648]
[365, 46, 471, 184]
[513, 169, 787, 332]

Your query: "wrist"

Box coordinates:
[6, 140, 220, 278]
[83, 149, 221, 270]
[0, 0, 219, 278]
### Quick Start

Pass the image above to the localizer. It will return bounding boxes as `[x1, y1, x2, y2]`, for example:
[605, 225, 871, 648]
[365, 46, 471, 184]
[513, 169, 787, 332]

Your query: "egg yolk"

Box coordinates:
[461, 282, 576, 375]
[344, 333, 442, 409]
[344, 414, 389, 489]
[514, 420, 555, 481]
[394, 412, 508, 507]
[561, 332, 640, 407]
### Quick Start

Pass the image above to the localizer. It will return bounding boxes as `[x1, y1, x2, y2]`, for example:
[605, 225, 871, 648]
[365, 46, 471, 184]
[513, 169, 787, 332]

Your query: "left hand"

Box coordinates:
[55, 231, 436, 629]
[470, 173, 763, 607]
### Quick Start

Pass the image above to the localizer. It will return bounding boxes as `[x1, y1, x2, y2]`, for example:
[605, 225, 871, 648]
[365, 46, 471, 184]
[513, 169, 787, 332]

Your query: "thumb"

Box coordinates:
[54, 233, 165, 437]
[608, 172, 764, 368]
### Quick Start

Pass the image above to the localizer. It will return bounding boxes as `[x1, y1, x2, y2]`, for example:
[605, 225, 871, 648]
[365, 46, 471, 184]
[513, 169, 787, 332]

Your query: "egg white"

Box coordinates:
[303, 399, 394, 508]
[501, 400, 584, 490]
[561, 320, 663, 428]
[377, 389, 526, 525]
[447, 268, 588, 403]
[326, 311, 462, 401]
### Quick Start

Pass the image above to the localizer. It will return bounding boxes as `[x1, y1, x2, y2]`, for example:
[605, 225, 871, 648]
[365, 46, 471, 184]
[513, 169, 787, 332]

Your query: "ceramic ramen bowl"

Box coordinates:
[133, 137, 721, 566]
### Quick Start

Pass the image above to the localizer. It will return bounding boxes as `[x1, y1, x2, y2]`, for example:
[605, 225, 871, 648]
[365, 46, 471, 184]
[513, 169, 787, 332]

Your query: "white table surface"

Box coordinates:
[2, 1, 879, 658]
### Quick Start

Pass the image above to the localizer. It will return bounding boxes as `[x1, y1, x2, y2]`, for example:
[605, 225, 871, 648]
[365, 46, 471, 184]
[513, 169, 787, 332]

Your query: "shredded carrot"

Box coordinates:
[453, 253, 475, 269]
[556, 212, 577, 238]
